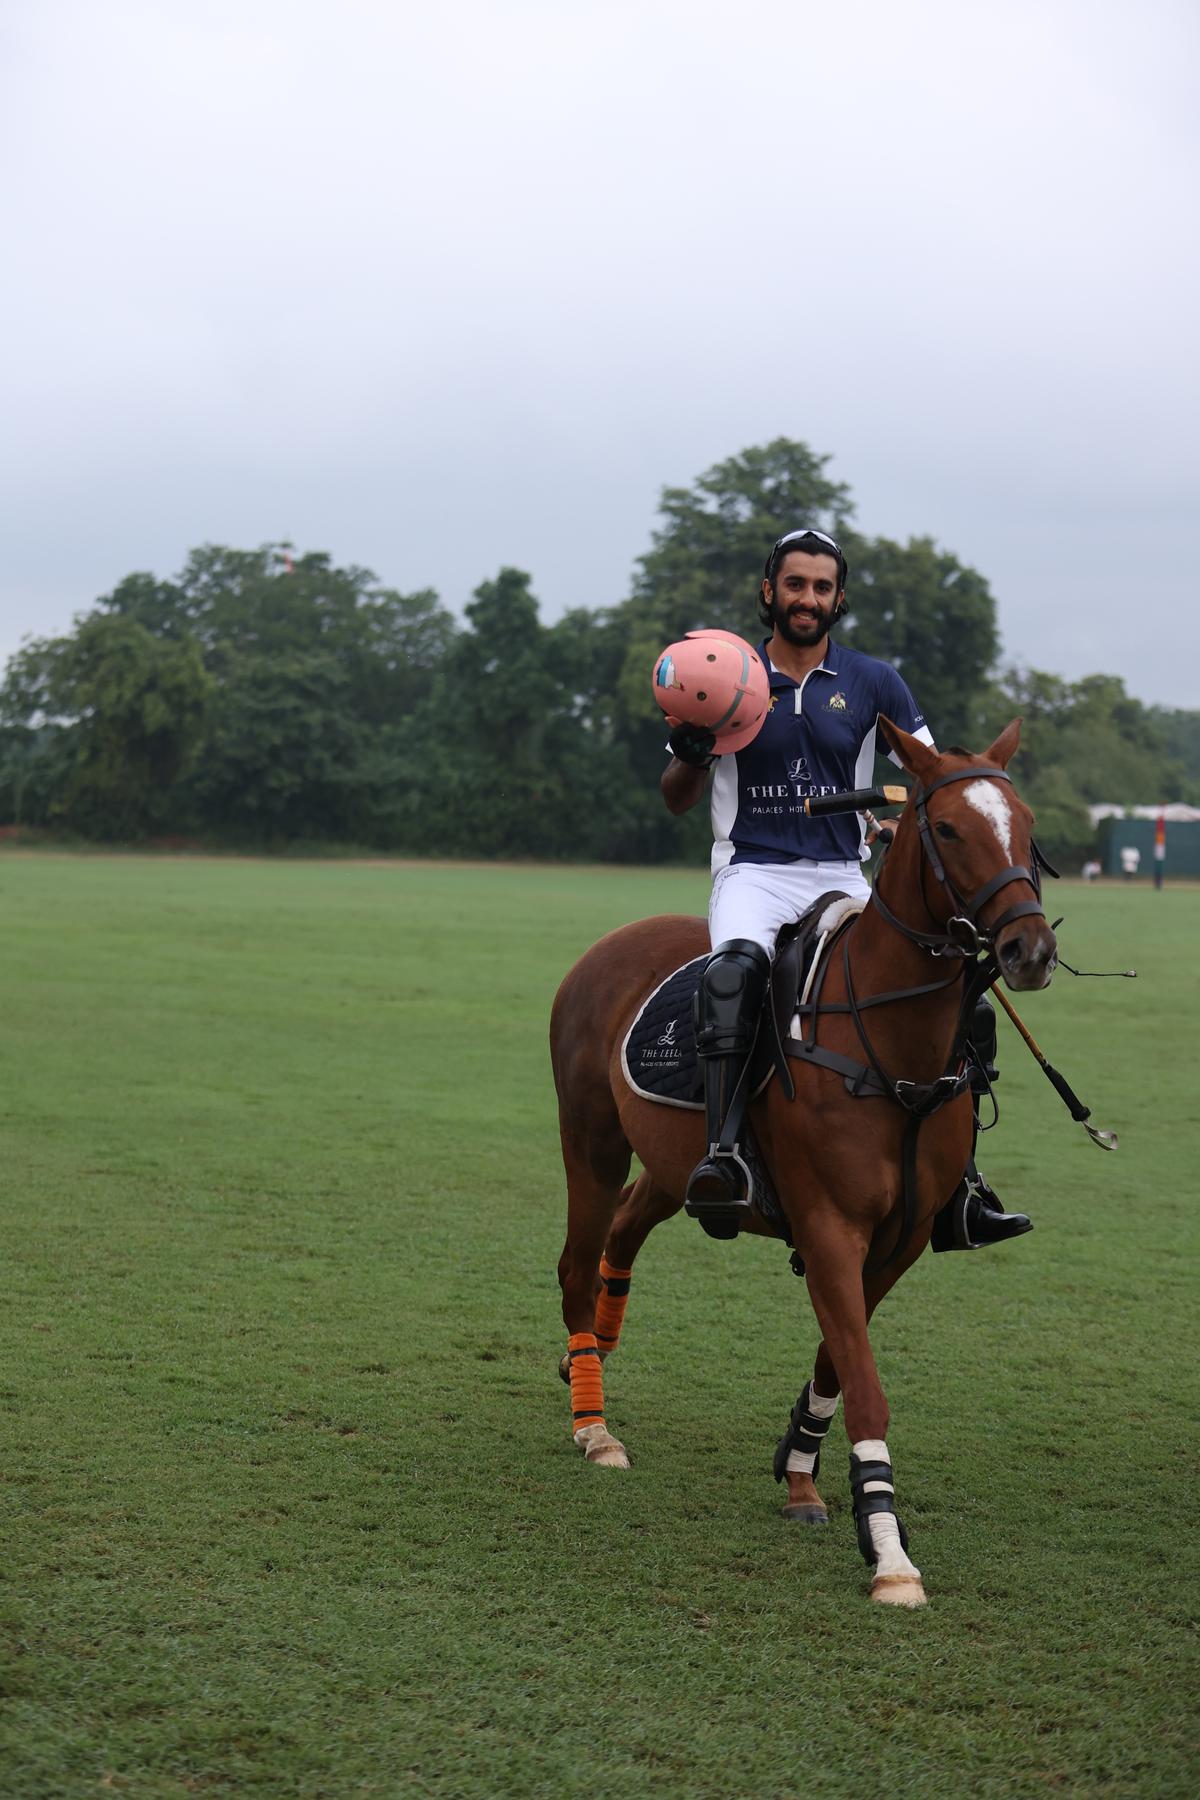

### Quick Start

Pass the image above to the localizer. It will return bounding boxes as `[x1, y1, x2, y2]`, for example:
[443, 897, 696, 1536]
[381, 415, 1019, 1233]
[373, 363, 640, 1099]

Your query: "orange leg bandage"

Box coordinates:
[593, 1257, 633, 1354]
[567, 1332, 606, 1434]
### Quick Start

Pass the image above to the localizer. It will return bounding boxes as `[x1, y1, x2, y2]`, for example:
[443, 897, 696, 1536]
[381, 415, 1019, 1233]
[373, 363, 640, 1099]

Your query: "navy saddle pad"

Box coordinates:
[619, 887, 861, 1108]
[620, 956, 707, 1108]
[619, 952, 787, 1239]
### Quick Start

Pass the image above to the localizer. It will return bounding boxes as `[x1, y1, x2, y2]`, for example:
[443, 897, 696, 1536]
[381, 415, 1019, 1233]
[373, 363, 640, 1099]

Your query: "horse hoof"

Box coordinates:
[586, 1441, 631, 1469]
[870, 1574, 927, 1608]
[781, 1503, 829, 1525]
[573, 1423, 631, 1469]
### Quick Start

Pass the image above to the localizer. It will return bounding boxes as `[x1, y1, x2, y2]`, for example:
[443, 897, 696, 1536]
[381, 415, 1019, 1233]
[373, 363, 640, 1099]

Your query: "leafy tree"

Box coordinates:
[1149, 707, 1200, 791]
[423, 568, 634, 859]
[3, 456, 1196, 864]
[973, 668, 1193, 864]
[181, 650, 365, 842]
[0, 615, 210, 836]
[96, 544, 459, 843]
[842, 536, 999, 747]
[101, 544, 456, 718]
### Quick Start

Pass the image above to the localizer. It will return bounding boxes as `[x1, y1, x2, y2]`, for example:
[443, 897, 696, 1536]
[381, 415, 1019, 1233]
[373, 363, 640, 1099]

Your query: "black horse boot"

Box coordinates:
[931, 996, 1032, 1251]
[684, 938, 771, 1241]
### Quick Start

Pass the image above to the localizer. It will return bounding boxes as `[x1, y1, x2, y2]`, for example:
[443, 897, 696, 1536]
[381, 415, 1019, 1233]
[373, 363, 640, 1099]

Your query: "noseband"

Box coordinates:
[871, 765, 1052, 958]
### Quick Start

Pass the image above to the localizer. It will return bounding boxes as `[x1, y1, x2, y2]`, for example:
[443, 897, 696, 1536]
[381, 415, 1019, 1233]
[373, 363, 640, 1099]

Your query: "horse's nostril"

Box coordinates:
[1000, 937, 1023, 967]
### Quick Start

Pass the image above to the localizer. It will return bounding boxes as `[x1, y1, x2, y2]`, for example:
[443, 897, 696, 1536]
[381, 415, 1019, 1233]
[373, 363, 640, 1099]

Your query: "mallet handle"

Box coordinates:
[990, 984, 1093, 1124]
[802, 784, 908, 818]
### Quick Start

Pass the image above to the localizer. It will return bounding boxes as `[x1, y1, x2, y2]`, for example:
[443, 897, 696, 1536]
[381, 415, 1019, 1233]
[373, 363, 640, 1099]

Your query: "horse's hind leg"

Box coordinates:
[597, 1171, 684, 1357]
[556, 1169, 681, 1381]
[556, 1128, 633, 1469]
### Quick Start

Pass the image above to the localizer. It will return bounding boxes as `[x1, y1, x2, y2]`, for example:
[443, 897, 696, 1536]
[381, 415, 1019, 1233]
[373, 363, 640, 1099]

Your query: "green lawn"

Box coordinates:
[1, 854, 1196, 1798]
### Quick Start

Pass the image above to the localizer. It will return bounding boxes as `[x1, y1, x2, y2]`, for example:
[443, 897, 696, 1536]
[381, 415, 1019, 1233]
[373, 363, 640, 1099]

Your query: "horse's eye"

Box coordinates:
[935, 821, 958, 842]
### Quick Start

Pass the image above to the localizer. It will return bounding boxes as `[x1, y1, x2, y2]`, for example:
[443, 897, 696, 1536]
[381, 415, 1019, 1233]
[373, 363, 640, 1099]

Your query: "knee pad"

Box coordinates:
[694, 939, 770, 1055]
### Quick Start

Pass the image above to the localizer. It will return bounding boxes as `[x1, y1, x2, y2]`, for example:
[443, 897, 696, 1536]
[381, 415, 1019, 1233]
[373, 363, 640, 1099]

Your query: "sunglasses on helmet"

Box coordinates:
[763, 528, 849, 587]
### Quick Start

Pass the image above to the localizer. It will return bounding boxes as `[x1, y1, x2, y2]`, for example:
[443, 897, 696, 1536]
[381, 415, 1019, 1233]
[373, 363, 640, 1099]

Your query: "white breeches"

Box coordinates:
[708, 859, 872, 957]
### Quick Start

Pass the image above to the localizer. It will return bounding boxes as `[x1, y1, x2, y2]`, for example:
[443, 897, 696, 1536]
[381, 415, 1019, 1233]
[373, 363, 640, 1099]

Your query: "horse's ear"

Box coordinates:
[982, 717, 1022, 769]
[878, 715, 940, 783]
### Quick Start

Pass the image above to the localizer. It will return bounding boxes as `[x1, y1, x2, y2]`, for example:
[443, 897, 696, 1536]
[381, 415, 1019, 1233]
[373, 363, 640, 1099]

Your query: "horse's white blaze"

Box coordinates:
[853, 1438, 922, 1583]
[964, 779, 1013, 860]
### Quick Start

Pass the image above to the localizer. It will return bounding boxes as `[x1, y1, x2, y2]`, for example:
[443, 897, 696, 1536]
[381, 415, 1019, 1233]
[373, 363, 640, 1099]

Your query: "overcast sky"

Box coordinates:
[2, 0, 1197, 707]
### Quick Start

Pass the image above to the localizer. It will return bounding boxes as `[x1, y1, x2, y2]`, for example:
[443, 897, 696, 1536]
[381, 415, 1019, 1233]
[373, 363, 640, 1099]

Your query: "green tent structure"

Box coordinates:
[1091, 805, 1200, 879]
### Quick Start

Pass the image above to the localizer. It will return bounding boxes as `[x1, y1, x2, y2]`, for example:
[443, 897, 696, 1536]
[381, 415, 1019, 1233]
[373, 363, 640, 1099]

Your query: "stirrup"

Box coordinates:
[931, 1165, 1032, 1252]
[684, 1151, 753, 1241]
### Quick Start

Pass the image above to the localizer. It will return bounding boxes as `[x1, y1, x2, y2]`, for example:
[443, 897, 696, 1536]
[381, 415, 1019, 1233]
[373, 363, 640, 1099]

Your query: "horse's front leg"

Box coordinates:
[775, 1371, 840, 1525]
[800, 1214, 927, 1607]
[777, 1241, 925, 1525]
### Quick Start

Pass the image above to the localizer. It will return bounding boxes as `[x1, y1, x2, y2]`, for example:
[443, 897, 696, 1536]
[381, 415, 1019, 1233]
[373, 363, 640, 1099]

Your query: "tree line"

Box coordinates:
[1, 440, 1195, 866]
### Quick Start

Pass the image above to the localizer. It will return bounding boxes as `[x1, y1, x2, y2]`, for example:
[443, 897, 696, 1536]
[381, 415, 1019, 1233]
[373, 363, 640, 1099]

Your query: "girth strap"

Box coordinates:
[785, 1034, 890, 1099]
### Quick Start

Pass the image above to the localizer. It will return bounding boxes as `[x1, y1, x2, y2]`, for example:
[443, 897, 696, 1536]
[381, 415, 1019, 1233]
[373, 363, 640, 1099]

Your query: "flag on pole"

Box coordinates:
[1154, 808, 1166, 890]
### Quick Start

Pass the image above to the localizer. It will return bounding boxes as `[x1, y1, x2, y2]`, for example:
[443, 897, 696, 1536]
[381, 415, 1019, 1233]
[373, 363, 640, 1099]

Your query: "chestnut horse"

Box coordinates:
[549, 718, 1056, 1606]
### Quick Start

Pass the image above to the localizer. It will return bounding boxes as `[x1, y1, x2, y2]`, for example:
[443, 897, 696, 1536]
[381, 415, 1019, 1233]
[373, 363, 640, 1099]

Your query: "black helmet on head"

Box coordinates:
[758, 528, 849, 627]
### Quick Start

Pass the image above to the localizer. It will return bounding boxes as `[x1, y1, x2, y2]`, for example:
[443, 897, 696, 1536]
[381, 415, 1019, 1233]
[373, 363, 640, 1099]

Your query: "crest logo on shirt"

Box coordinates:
[787, 757, 810, 781]
[825, 691, 848, 712]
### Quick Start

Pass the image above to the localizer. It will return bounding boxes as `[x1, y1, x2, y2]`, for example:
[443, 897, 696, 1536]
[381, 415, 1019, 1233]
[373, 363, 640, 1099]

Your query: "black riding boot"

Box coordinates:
[931, 996, 1033, 1252]
[684, 938, 771, 1241]
[931, 1159, 1033, 1251]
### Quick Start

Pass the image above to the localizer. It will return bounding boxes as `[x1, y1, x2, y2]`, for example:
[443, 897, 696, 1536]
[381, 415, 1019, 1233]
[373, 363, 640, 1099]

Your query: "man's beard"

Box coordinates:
[767, 596, 835, 647]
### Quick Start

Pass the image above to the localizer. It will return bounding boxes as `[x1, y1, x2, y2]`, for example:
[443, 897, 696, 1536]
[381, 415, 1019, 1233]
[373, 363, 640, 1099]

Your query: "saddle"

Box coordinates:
[619, 891, 863, 1247]
[620, 890, 864, 1112]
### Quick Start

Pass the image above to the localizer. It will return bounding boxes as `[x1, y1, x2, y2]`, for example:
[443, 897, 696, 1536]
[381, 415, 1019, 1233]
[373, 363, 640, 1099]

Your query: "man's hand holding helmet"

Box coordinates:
[667, 720, 718, 768]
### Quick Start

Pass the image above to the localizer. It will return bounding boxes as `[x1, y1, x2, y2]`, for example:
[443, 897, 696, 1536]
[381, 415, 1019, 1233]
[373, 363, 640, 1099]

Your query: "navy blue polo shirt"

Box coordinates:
[707, 638, 933, 871]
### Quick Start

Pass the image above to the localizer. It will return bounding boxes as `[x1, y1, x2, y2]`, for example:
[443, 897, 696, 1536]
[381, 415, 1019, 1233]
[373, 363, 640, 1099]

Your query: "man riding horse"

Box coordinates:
[662, 527, 1029, 1250]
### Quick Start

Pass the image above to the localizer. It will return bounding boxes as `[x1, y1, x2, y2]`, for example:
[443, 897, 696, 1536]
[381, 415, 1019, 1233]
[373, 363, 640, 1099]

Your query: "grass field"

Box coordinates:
[1, 853, 1197, 1798]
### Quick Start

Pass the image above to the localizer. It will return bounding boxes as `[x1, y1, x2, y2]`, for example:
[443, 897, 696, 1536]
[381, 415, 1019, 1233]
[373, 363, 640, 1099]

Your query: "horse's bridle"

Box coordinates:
[870, 764, 1055, 959]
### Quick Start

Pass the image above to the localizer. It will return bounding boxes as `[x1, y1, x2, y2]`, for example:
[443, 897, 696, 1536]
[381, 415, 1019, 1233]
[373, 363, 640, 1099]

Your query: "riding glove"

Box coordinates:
[669, 722, 717, 768]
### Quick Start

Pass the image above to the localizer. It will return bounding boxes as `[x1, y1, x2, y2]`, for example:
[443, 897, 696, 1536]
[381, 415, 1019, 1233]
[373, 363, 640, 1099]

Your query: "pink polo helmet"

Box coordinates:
[650, 629, 770, 753]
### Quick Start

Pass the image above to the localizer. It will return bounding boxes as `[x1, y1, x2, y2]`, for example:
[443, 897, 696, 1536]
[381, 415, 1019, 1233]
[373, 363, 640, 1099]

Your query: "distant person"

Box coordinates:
[660, 526, 1030, 1253]
[1120, 844, 1141, 880]
[1081, 858, 1102, 882]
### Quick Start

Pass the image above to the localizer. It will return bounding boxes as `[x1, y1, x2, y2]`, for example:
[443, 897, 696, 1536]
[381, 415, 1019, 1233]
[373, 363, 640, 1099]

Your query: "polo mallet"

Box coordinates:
[989, 985, 1118, 1151]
